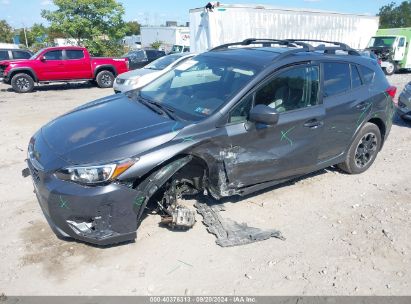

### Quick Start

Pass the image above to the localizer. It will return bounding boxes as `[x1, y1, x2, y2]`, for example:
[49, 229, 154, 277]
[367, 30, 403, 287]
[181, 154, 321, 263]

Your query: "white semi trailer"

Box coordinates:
[190, 4, 379, 53]
[141, 26, 190, 53]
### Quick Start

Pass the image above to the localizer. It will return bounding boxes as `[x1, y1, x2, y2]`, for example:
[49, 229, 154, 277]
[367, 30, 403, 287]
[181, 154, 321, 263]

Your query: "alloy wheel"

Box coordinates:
[16, 78, 30, 91]
[354, 132, 378, 168]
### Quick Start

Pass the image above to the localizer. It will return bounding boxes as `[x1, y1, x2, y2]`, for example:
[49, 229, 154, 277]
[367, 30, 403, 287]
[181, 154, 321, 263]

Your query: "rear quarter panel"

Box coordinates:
[91, 58, 129, 77]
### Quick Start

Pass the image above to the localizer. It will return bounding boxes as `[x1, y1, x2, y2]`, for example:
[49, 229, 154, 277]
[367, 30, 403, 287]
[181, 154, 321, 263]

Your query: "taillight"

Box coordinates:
[386, 86, 397, 100]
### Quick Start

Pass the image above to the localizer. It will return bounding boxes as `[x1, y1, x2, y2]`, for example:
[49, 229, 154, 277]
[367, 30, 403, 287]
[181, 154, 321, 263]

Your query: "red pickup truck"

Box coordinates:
[0, 46, 129, 93]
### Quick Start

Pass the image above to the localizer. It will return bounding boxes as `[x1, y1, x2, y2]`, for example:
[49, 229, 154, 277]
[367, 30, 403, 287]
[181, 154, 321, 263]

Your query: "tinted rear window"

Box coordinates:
[324, 62, 351, 96]
[350, 64, 362, 89]
[0, 50, 8, 60]
[12, 50, 31, 59]
[359, 66, 375, 85]
[66, 50, 84, 59]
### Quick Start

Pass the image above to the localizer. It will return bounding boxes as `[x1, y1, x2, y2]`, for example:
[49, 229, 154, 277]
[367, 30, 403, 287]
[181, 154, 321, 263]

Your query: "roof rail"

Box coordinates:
[286, 39, 361, 56]
[210, 38, 314, 51]
[209, 38, 361, 59]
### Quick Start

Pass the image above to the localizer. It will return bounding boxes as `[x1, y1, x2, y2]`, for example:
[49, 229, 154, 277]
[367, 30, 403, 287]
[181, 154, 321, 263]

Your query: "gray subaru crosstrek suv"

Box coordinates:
[23, 39, 397, 246]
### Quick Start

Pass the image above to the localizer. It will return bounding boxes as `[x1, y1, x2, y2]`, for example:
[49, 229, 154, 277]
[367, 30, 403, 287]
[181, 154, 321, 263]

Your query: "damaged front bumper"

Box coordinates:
[26, 159, 138, 246]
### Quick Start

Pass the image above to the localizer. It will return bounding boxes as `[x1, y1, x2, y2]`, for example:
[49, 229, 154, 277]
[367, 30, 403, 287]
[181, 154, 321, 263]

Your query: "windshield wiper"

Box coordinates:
[138, 95, 178, 121]
[136, 96, 164, 116]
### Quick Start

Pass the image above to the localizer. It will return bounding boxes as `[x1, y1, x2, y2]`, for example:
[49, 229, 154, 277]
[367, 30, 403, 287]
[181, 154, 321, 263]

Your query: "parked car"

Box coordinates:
[397, 81, 411, 120]
[0, 49, 32, 62]
[122, 49, 166, 70]
[113, 52, 196, 93]
[0, 46, 129, 93]
[23, 39, 396, 246]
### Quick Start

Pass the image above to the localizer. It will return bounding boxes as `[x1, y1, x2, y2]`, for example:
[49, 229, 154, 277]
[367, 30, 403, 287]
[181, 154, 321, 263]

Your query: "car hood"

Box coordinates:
[118, 68, 156, 79]
[41, 94, 181, 165]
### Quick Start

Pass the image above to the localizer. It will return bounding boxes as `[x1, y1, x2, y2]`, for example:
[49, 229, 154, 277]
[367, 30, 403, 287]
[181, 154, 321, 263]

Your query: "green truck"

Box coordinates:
[367, 27, 411, 75]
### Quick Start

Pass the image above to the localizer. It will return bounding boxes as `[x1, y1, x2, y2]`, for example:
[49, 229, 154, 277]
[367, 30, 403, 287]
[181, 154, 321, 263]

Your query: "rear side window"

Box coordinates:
[12, 50, 31, 59]
[359, 66, 375, 85]
[66, 50, 84, 59]
[323, 62, 351, 97]
[44, 50, 63, 60]
[0, 50, 9, 60]
[350, 64, 362, 89]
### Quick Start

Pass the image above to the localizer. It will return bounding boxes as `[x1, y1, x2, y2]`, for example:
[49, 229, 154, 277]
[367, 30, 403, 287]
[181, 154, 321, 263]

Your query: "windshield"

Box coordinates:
[30, 49, 44, 60]
[139, 54, 261, 121]
[368, 36, 396, 48]
[145, 54, 185, 70]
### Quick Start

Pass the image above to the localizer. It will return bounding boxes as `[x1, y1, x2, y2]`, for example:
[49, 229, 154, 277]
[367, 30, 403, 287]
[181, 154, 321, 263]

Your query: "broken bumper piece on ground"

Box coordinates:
[194, 199, 285, 247]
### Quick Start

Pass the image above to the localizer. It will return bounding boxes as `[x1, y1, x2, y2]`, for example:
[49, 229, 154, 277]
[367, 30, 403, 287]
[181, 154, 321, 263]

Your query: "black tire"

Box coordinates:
[383, 61, 396, 76]
[95, 70, 114, 88]
[11, 73, 34, 93]
[338, 123, 381, 174]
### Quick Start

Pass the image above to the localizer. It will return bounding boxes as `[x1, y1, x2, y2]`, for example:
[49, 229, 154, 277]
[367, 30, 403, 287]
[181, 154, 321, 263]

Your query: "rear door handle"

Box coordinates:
[304, 119, 323, 129]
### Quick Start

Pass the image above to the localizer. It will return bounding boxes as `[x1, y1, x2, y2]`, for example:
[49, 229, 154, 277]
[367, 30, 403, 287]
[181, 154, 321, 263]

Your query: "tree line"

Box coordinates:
[0, 0, 140, 57]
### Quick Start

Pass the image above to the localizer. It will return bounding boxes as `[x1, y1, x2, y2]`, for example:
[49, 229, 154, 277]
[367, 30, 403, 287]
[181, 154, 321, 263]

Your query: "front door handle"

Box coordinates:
[304, 119, 323, 129]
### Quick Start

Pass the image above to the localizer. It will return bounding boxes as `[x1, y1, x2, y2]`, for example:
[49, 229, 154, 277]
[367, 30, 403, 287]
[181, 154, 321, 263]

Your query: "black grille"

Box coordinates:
[0, 65, 5, 78]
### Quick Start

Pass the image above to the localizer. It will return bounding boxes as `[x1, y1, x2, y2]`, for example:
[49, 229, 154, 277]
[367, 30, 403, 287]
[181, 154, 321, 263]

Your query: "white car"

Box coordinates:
[113, 52, 196, 93]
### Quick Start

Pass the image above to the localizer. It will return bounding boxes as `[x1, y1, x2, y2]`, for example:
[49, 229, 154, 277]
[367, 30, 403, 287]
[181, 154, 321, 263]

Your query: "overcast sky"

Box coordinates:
[0, 0, 393, 28]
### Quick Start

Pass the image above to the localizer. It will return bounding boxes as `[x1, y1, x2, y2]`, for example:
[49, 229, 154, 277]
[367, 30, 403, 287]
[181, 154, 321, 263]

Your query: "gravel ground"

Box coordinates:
[0, 74, 410, 296]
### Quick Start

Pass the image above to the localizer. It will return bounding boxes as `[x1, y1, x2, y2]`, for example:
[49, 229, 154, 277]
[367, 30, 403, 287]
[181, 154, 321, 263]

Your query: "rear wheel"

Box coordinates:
[11, 73, 34, 93]
[95, 70, 114, 88]
[338, 123, 381, 174]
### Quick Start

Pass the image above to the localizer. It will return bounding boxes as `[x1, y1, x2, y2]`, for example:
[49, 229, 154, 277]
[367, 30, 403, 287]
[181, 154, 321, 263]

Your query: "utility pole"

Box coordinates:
[22, 23, 28, 48]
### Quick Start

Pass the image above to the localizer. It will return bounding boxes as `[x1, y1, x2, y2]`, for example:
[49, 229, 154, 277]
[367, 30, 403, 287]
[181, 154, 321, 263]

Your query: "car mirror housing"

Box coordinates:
[249, 104, 279, 125]
[40, 56, 46, 62]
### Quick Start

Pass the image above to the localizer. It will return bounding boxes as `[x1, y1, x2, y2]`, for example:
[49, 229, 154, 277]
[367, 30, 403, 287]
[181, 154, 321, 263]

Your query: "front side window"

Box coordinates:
[44, 50, 63, 60]
[229, 95, 253, 124]
[139, 55, 260, 121]
[398, 37, 405, 47]
[323, 62, 350, 97]
[255, 65, 319, 112]
[66, 50, 84, 60]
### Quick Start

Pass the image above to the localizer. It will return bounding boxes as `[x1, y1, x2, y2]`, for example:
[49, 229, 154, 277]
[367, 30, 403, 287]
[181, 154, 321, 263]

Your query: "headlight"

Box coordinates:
[55, 158, 138, 185]
[125, 77, 140, 86]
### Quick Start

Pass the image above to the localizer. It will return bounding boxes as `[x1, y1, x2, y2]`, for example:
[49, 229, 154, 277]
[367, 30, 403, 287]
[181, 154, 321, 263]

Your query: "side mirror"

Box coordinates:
[249, 104, 279, 125]
[40, 56, 46, 62]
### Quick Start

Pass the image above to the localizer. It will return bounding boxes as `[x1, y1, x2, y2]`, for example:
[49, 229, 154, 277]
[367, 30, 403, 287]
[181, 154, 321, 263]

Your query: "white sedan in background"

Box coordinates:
[113, 52, 196, 93]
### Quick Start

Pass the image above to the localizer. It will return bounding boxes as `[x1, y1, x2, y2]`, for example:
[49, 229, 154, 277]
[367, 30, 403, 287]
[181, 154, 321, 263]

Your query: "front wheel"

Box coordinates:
[338, 123, 381, 174]
[11, 73, 34, 93]
[95, 70, 114, 88]
[383, 61, 397, 76]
